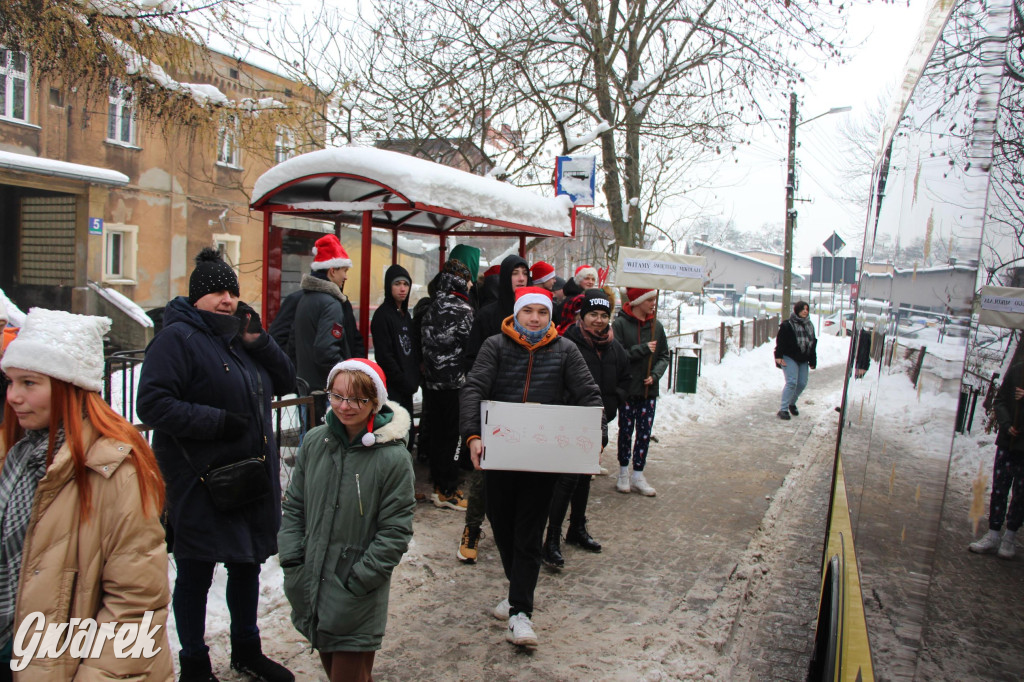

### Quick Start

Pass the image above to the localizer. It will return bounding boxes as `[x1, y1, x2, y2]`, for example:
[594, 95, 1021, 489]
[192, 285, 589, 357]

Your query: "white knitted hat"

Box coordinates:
[0, 298, 7, 324]
[1, 308, 111, 392]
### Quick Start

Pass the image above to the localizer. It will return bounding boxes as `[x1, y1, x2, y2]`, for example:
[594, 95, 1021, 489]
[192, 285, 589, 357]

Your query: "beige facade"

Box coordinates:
[0, 45, 320, 346]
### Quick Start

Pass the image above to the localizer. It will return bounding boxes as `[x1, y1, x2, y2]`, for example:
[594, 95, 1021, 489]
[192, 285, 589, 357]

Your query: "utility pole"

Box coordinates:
[782, 92, 798, 321]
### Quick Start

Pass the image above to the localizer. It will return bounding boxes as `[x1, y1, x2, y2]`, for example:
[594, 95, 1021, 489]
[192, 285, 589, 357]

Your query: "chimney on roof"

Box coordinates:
[699, 233, 709, 242]
[948, 256, 957, 266]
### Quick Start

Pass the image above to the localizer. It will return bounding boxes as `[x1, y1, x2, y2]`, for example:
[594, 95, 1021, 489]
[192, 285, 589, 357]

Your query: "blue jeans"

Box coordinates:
[173, 559, 261, 657]
[780, 356, 809, 411]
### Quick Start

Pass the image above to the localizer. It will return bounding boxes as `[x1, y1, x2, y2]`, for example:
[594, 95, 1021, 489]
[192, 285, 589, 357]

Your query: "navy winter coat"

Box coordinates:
[137, 296, 295, 563]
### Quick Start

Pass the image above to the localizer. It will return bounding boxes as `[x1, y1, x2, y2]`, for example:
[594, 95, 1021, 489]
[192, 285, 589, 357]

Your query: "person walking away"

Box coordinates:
[543, 289, 630, 568]
[279, 359, 414, 682]
[970, 361, 1024, 559]
[613, 287, 669, 496]
[137, 248, 295, 681]
[292, 234, 360, 426]
[0, 309, 172, 680]
[420, 260, 475, 512]
[774, 300, 817, 420]
[461, 287, 601, 647]
[370, 264, 420, 422]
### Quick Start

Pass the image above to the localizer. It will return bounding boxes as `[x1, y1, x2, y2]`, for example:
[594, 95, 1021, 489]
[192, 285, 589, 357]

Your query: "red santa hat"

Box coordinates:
[483, 264, 501, 278]
[311, 234, 353, 271]
[326, 358, 389, 447]
[530, 261, 556, 285]
[624, 287, 658, 306]
[513, 286, 553, 317]
[574, 264, 598, 284]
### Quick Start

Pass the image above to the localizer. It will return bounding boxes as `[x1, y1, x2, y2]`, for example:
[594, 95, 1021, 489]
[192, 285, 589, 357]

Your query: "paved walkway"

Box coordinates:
[254, 365, 847, 680]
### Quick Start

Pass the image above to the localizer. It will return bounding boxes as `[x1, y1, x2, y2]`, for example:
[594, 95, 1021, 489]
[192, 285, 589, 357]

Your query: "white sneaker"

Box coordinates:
[506, 613, 538, 647]
[969, 529, 1001, 554]
[630, 471, 657, 496]
[616, 472, 631, 493]
[597, 466, 609, 476]
[492, 598, 511, 620]
[999, 530, 1017, 559]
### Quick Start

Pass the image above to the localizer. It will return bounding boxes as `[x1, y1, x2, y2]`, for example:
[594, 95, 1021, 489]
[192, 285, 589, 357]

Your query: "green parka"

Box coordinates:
[278, 403, 415, 652]
[612, 303, 670, 398]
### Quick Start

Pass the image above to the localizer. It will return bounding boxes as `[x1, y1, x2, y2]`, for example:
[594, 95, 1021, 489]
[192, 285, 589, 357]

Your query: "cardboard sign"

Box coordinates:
[979, 285, 1024, 329]
[614, 246, 706, 291]
[480, 401, 602, 474]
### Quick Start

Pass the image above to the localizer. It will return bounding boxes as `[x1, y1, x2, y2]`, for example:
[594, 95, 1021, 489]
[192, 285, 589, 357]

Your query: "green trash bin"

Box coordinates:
[675, 355, 699, 394]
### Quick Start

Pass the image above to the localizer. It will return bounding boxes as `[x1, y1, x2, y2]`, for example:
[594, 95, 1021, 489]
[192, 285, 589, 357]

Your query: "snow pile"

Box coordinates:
[252, 146, 574, 235]
[0, 150, 129, 186]
[88, 281, 154, 328]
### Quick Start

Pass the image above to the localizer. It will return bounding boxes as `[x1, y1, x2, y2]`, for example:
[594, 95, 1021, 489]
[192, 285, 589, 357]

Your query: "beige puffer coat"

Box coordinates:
[1, 421, 173, 680]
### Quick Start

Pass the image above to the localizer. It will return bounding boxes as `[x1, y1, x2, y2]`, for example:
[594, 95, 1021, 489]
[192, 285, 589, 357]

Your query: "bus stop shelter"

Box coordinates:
[250, 146, 575, 335]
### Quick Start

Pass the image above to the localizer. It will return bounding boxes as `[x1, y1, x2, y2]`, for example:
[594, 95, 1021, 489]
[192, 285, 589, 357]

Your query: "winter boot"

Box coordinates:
[999, 530, 1017, 559]
[969, 528, 1002, 554]
[630, 470, 657, 496]
[789, 404, 800, 416]
[230, 637, 294, 682]
[616, 466, 631, 493]
[565, 519, 602, 552]
[542, 529, 564, 569]
[777, 409, 791, 420]
[458, 525, 483, 563]
[179, 652, 219, 682]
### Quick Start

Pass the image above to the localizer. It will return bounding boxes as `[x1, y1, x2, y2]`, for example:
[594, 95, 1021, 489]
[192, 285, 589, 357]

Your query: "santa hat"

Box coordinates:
[483, 264, 501, 278]
[624, 287, 658, 307]
[2, 308, 111, 392]
[574, 264, 598, 284]
[326, 358, 389, 447]
[311, 234, 353, 271]
[513, 286, 553, 317]
[531, 261, 556, 285]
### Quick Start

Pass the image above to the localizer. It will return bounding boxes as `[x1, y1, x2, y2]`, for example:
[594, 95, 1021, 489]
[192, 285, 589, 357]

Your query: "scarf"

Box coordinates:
[513, 318, 552, 346]
[789, 314, 816, 355]
[578, 320, 614, 352]
[0, 428, 63, 648]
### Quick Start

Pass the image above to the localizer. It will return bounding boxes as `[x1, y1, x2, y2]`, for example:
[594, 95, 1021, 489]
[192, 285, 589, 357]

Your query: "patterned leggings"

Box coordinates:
[617, 398, 657, 471]
[989, 447, 1024, 532]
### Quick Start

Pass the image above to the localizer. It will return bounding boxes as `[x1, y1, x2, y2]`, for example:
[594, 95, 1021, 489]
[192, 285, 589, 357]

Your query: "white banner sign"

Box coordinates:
[614, 247, 706, 291]
[979, 285, 1024, 329]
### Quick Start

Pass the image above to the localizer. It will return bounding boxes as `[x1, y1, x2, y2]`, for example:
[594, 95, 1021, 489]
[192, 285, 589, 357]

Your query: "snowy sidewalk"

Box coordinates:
[189, 338, 851, 680]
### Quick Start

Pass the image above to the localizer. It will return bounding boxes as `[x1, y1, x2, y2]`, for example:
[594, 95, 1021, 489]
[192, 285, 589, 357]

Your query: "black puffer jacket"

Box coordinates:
[460, 317, 602, 442]
[994, 363, 1024, 452]
[465, 254, 529, 371]
[564, 323, 631, 424]
[137, 296, 295, 563]
[371, 264, 420, 397]
[421, 272, 474, 390]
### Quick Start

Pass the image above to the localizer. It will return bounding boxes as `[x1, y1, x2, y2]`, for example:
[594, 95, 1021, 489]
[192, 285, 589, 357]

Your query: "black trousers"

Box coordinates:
[547, 474, 591, 537]
[485, 470, 558, 618]
[422, 388, 461, 493]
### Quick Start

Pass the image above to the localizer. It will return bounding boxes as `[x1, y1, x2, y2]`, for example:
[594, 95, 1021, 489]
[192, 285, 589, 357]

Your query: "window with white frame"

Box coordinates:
[217, 114, 240, 167]
[103, 224, 139, 283]
[275, 127, 295, 163]
[0, 49, 30, 122]
[107, 80, 135, 145]
[213, 233, 241, 270]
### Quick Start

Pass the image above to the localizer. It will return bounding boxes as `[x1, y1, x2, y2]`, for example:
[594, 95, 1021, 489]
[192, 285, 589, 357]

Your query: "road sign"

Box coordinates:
[823, 232, 846, 255]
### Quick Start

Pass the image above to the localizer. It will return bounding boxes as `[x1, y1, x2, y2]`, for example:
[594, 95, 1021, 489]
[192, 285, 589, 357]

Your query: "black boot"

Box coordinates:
[179, 651, 219, 682]
[566, 518, 603, 552]
[542, 529, 565, 568]
[230, 637, 294, 682]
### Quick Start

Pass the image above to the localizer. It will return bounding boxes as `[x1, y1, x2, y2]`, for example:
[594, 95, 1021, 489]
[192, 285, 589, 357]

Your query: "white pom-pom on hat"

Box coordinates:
[362, 431, 376, 447]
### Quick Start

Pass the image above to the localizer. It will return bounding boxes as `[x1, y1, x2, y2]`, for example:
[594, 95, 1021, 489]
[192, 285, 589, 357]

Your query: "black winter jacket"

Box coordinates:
[460, 318, 602, 443]
[774, 317, 818, 367]
[465, 254, 529, 371]
[137, 296, 295, 563]
[612, 305, 670, 399]
[995, 363, 1024, 452]
[564, 323, 631, 425]
[421, 272, 474, 390]
[293, 274, 354, 393]
[371, 264, 420, 397]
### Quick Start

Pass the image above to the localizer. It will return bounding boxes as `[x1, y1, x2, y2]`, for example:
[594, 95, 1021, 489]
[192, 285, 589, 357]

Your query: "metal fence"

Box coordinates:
[664, 315, 781, 391]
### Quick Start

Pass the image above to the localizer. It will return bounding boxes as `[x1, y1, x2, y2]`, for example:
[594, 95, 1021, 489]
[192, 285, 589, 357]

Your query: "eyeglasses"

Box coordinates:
[327, 392, 371, 407]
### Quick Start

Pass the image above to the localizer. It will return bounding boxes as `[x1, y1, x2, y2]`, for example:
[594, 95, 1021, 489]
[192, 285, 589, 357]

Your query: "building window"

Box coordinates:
[103, 224, 139, 283]
[0, 49, 29, 122]
[275, 127, 295, 163]
[107, 81, 135, 145]
[212, 233, 241, 270]
[217, 114, 240, 167]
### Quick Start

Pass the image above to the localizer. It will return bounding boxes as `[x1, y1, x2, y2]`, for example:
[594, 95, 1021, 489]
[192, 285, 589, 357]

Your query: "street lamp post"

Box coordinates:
[780, 95, 852, 320]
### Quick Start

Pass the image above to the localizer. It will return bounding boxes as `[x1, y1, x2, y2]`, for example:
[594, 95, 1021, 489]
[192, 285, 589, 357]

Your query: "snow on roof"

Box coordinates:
[692, 240, 805, 280]
[863, 263, 976, 278]
[0, 150, 129, 186]
[251, 146, 574, 235]
[87, 282, 154, 328]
